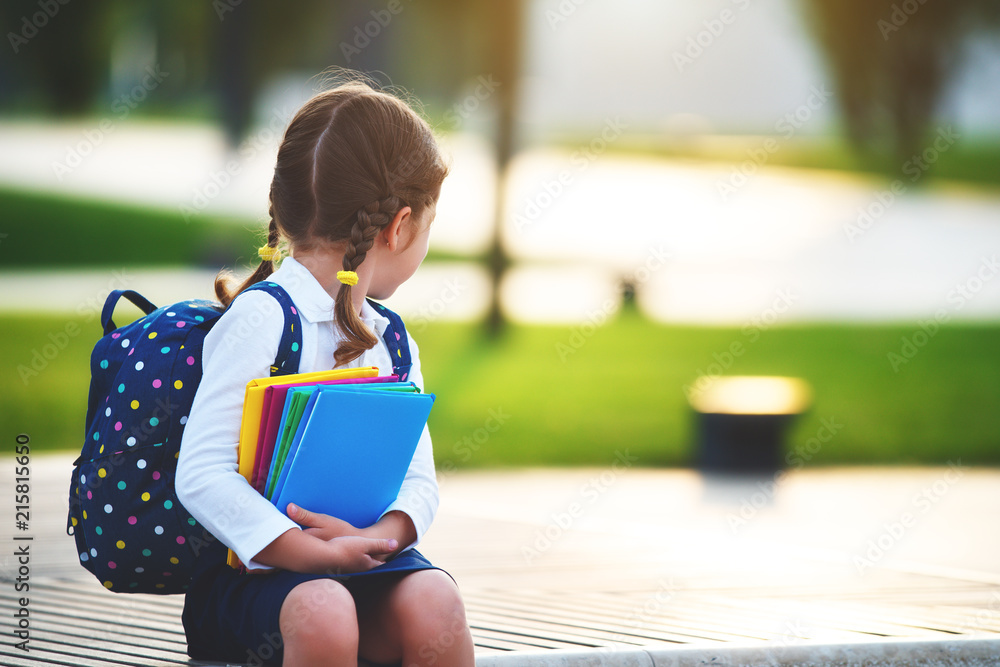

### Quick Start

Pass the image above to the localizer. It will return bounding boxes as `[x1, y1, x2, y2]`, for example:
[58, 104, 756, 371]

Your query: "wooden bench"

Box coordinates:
[4, 578, 1000, 666]
[4, 454, 1000, 665]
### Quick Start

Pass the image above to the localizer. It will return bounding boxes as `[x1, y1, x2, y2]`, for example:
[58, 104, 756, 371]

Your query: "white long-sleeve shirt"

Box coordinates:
[175, 257, 438, 571]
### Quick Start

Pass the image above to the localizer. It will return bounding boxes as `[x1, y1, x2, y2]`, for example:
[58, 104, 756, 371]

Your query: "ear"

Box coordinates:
[381, 206, 412, 252]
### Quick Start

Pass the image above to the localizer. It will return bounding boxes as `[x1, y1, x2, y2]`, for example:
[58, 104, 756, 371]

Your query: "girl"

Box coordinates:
[175, 79, 474, 667]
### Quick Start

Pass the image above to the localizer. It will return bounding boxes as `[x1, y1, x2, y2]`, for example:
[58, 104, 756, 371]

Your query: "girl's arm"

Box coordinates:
[177, 291, 385, 574]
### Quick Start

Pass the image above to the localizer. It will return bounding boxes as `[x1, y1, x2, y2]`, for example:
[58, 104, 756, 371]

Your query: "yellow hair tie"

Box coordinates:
[258, 246, 282, 262]
[337, 270, 359, 286]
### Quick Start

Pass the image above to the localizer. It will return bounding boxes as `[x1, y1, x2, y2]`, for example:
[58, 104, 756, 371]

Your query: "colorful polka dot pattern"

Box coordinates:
[70, 298, 224, 593]
[71, 283, 303, 594]
[367, 298, 412, 383]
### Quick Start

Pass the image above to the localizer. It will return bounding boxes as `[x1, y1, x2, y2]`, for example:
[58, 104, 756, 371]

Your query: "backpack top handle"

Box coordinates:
[101, 290, 159, 336]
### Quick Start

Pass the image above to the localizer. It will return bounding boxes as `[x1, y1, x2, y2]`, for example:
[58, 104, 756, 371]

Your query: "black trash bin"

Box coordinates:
[688, 376, 811, 474]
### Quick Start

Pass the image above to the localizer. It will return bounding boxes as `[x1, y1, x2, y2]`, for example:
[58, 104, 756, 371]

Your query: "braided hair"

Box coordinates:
[331, 194, 402, 365]
[215, 78, 448, 368]
[215, 206, 281, 304]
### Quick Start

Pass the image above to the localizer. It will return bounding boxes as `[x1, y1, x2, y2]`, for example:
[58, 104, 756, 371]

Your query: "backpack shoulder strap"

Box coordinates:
[366, 298, 412, 382]
[237, 282, 303, 377]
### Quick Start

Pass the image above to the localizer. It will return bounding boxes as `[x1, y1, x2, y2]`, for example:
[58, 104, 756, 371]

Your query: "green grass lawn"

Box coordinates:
[0, 186, 475, 270]
[0, 187, 261, 270]
[5, 309, 999, 468]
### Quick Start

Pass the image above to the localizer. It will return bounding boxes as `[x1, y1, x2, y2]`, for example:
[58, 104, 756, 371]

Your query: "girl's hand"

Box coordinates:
[253, 526, 396, 575]
[286, 503, 359, 541]
[324, 535, 398, 575]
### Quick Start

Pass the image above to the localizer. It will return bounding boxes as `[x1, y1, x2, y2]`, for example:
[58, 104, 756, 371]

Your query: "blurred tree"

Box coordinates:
[478, 0, 524, 339]
[1, 0, 522, 335]
[207, 0, 490, 144]
[212, 1, 351, 144]
[801, 0, 1000, 168]
[1, 0, 117, 113]
[0, 1, 504, 137]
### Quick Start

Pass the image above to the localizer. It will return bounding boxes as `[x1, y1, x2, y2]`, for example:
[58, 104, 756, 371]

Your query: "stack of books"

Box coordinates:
[229, 367, 435, 568]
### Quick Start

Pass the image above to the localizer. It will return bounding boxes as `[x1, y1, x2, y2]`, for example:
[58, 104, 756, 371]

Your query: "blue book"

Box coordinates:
[271, 388, 434, 529]
[269, 383, 419, 502]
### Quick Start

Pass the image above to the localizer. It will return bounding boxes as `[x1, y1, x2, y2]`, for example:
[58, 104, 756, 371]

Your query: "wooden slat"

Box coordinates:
[5, 455, 1000, 665]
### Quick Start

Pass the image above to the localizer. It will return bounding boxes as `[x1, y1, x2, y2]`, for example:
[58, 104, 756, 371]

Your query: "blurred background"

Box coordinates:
[3, 0, 1000, 470]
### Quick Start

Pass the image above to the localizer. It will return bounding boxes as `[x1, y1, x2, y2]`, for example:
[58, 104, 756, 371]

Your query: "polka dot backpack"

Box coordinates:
[67, 282, 302, 594]
[68, 283, 413, 594]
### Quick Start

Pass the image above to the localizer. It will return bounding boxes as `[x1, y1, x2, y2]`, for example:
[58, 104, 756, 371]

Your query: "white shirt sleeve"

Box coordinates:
[175, 291, 300, 571]
[377, 333, 439, 550]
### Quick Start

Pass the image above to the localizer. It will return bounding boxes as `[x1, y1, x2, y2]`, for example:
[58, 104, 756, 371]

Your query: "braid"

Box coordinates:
[213, 205, 281, 307]
[333, 195, 403, 367]
[265, 209, 280, 249]
[342, 195, 400, 272]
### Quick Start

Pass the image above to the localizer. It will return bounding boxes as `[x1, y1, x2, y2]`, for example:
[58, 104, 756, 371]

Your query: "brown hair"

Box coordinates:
[216, 79, 448, 367]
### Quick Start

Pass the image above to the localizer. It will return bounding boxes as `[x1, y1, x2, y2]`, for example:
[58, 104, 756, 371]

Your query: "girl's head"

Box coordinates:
[217, 78, 448, 367]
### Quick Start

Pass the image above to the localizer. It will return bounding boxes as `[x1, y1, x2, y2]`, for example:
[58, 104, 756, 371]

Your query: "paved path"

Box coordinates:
[3, 121, 1000, 324]
[2, 454, 999, 664]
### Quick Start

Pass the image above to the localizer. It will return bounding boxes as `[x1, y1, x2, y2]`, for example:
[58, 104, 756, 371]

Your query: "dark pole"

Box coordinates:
[483, 0, 524, 339]
[218, 2, 252, 148]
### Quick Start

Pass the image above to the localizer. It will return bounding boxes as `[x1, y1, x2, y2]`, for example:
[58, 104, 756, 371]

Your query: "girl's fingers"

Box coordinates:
[286, 503, 318, 526]
[369, 538, 398, 556]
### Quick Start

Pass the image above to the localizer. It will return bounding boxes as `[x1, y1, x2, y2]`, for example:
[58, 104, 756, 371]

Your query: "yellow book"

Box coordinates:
[228, 365, 380, 568]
